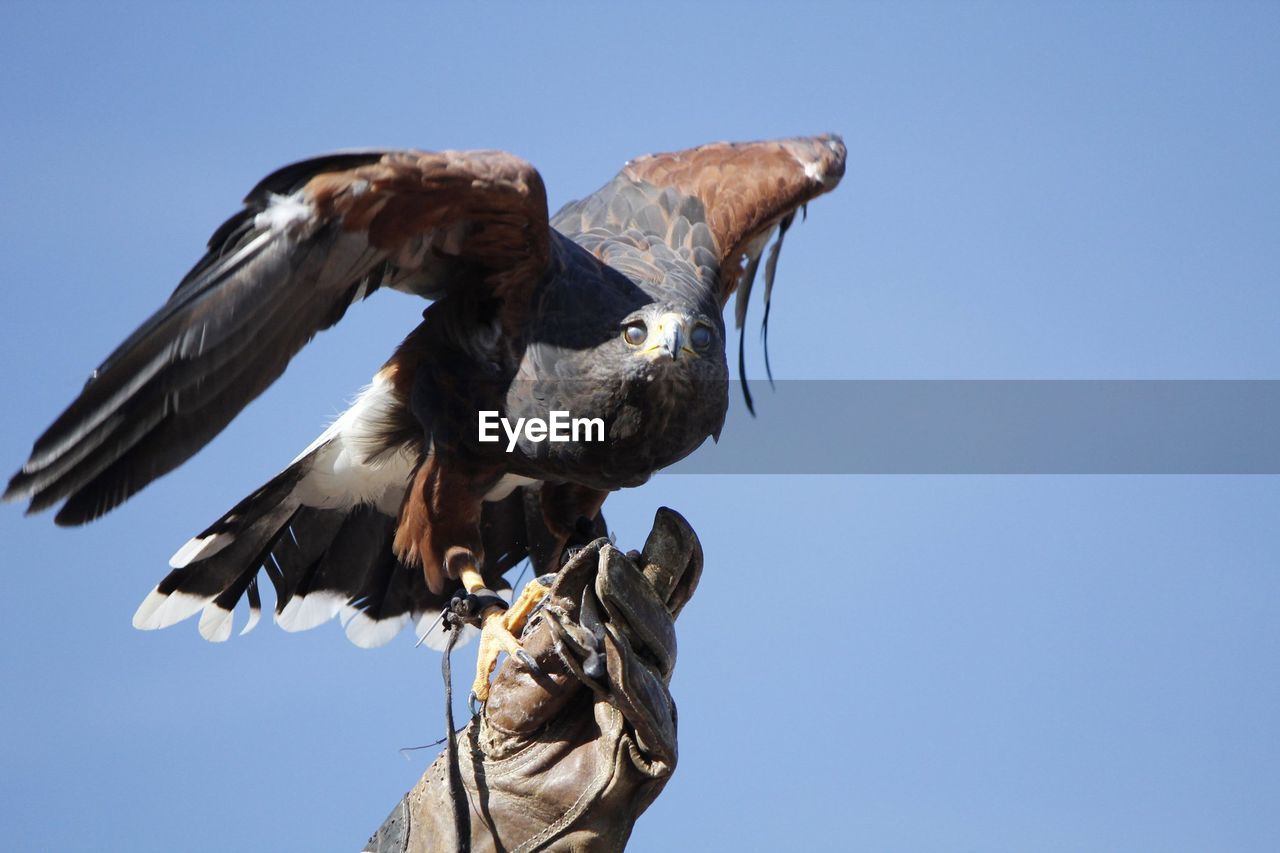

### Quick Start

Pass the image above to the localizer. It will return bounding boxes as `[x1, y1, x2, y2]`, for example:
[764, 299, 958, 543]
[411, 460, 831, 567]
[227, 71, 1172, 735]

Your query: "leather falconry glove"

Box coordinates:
[365, 506, 702, 853]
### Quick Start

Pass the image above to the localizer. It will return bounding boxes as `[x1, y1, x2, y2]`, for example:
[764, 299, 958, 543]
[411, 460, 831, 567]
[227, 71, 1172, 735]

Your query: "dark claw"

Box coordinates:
[515, 649, 543, 675]
[578, 587, 608, 681]
[468, 691, 484, 718]
[583, 650, 607, 682]
[579, 587, 606, 644]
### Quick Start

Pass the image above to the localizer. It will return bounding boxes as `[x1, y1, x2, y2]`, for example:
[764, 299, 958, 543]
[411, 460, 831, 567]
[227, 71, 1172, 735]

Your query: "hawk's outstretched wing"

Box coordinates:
[5, 150, 550, 524]
[556, 134, 846, 409]
[619, 134, 846, 311]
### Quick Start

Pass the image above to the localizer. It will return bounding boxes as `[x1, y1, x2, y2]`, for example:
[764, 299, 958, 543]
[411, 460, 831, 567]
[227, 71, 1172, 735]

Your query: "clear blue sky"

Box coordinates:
[2, 2, 1277, 850]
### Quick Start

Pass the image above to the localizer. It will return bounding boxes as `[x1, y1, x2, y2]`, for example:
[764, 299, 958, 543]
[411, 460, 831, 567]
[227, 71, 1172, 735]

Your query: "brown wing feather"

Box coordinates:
[5, 149, 550, 524]
[622, 134, 845, 306]
[307, 150, 548, 293]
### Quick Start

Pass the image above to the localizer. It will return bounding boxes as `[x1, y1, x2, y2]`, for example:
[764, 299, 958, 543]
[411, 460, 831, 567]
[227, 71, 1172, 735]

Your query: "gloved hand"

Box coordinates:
[366, 507, 702, 853]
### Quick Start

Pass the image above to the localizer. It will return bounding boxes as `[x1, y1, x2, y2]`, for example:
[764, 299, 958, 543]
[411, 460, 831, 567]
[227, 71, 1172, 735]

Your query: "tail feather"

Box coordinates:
[267, 506, 350, 632]
[130, 458, 542, 649]
[242, 577, 262, 635]
[133, 495, 301, 636]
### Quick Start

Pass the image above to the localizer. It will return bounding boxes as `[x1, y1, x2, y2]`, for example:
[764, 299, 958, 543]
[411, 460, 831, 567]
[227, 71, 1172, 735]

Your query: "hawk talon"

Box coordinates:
[582, 649, 607, 682]
[468, 577, 555, 706]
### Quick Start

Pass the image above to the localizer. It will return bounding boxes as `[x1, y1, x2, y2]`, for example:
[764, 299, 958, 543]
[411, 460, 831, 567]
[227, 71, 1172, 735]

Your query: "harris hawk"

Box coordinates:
[5, 135, 845, 701]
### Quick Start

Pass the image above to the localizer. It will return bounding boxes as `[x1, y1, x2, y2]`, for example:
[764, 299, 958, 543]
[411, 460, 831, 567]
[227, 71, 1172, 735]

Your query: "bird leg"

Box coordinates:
[462, 485, 606, 705]
[459, 564, 553, 706]
[401, 464, 607, 705]
[398, 456, 549, 703]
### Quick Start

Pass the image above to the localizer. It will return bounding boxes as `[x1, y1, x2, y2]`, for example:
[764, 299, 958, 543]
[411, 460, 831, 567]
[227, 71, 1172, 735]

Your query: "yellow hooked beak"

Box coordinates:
[641, 313, 699, 361]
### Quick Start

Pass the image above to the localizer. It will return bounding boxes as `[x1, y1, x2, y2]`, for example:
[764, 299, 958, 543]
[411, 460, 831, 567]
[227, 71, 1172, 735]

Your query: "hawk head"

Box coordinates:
[617, 302, 728, 391]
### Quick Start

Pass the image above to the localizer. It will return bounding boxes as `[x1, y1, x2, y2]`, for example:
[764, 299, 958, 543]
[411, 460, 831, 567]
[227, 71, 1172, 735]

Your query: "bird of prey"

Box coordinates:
[5, 134, 845, 701]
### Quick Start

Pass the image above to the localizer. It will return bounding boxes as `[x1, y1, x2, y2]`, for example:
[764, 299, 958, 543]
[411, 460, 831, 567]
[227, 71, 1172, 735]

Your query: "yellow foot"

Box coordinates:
[464, 572, 554, 706]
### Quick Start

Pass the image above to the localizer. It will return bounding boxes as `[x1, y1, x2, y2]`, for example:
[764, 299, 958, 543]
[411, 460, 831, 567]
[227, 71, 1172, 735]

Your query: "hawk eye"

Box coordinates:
[690, 324, 713, 349]
[622, 321, 647, 346]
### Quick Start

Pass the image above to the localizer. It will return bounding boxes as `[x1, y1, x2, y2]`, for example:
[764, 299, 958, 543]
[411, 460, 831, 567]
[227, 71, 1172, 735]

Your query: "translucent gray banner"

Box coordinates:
[662, 381, 1280, 474]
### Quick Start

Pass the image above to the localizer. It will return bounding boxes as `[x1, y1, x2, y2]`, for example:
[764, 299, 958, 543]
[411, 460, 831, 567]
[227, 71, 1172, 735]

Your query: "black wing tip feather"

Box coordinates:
[758, 210, 795, 390]
[735, 208, 803, 415]
[2, 469, 95, 526]
[737, 324, 756, 417]
[2, 473, 30, 506]
[760, 299, 775, 389]
[8, 163, 362, 526]
[53, 501, 102, 527]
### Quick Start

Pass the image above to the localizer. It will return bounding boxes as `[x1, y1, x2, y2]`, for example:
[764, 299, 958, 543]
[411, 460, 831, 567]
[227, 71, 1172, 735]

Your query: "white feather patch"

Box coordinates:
[240, 603, 262, 636]
[132, 589, 207, 630]
[169, 531, 234, 569]
[131, 588, 167, 630]
[275, 591, 347, 633]
[293, 374, 414, 515]
[253, 191, 315, 234]
[198, 605, 234, 643]
[342, 609, 407, 649]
